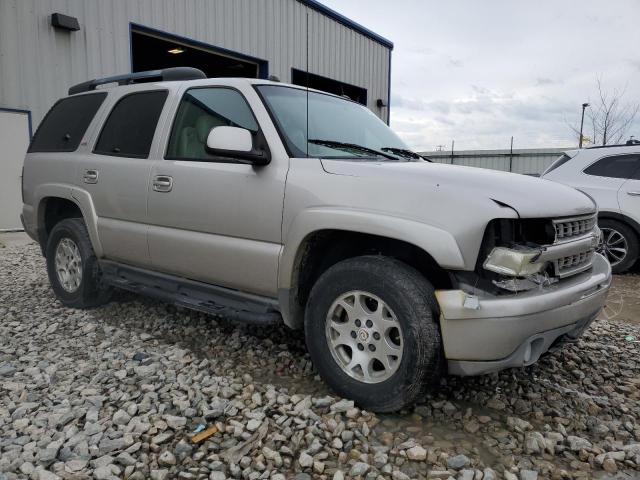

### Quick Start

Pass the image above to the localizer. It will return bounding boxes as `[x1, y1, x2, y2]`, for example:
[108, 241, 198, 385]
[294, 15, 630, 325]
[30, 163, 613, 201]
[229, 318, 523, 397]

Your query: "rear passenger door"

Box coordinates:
[146, 86, 287, 297]
[82, 88, 168, 267]
[616, 154, 640, 224]
[580, 154, 639, 213]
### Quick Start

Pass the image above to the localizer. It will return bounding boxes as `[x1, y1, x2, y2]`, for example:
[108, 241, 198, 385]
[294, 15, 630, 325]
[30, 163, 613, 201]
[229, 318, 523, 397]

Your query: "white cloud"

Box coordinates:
[320, 0, 640, 151]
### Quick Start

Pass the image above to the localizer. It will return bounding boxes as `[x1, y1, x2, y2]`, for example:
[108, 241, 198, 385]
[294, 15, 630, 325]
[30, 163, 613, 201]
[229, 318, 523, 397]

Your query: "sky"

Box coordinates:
[320, 0, 640, 152]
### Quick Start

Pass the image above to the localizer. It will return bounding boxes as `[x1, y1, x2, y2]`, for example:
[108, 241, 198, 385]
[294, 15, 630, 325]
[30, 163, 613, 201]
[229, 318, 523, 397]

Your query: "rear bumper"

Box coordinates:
[438, 253, 611, 376]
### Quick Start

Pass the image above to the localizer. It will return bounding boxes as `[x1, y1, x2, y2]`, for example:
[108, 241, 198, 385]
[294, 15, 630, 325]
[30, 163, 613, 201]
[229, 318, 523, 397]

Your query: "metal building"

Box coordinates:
[421, 147, 570, 176]
[0, 0, 393, 229]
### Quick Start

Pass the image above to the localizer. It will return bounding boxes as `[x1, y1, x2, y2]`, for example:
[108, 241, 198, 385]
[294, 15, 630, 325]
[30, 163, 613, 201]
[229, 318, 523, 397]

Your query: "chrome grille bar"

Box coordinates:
[553, 214, 597, 242]
[549, 214, 598, 278]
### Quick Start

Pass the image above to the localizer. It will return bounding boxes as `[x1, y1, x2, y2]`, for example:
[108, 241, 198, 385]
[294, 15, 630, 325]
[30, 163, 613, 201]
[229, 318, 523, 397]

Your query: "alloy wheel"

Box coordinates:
[54, 237, 83, 293]
[598, 227, 628, 267]
[325, 290, 403, 384]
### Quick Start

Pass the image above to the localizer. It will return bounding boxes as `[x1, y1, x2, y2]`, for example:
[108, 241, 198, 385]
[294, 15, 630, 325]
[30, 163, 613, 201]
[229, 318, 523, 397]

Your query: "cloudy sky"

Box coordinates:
[321, 0, 640, 152]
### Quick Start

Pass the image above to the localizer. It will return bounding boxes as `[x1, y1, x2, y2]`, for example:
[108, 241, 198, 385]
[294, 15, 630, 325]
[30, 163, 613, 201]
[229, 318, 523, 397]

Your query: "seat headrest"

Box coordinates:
[195, 116, 217, 144]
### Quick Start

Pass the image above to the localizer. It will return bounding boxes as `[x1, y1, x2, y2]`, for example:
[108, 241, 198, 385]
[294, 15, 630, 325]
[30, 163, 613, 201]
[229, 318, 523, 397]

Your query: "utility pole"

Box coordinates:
[509, 136, 514, 172]
[579, 102, 589, 148]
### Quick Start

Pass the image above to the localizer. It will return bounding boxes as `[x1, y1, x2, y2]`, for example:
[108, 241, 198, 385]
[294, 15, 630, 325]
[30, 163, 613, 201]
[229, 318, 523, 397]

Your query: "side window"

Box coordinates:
[94, 90, 168, 158]
[584, 154, 640, 179]
[631, 159, 640, 180]
[28, 93, 107, 152]
[542, 153, 572, 175]
[166, 88, 258, 160]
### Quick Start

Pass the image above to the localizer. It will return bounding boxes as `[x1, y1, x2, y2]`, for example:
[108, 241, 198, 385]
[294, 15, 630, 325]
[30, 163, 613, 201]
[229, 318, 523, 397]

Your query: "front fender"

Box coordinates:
[278, 207, 466, 291]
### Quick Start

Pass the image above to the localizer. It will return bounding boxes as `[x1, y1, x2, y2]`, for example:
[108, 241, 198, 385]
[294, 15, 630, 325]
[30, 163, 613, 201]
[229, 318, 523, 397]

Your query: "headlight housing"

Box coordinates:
[483, 246, 546, 277]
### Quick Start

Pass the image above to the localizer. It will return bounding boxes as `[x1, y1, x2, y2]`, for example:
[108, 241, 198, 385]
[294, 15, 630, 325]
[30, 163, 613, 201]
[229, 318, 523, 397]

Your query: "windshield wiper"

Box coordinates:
[308, 139, 400, 160]
[381, 147, 430, 161]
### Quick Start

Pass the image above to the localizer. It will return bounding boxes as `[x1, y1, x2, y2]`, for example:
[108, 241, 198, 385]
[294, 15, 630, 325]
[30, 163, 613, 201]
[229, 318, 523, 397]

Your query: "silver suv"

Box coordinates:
[21, 68, 612, 412]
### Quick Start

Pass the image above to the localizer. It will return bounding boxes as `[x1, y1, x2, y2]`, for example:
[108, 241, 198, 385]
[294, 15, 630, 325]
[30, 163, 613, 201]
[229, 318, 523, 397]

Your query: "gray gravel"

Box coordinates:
[1, 242, 640, 480]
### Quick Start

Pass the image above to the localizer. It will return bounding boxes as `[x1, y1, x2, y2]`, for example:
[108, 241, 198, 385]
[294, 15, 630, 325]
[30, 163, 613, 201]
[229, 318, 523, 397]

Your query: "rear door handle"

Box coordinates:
[153, 175, 173, 192]
[627, 191, 640, 196]
[83, 169, 99, 184]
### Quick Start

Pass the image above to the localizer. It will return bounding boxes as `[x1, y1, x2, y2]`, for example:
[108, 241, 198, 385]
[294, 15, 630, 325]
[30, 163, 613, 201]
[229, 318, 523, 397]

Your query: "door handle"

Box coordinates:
[153, 175, 173, 192]
[83, 169, 99, 184]
[627, 191, 640, 196]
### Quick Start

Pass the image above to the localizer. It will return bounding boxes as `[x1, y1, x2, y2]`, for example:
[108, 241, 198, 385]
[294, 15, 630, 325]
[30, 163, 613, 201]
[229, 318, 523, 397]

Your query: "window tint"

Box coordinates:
[543, 153, 572, 175]
[583, 155, 640, 179]
[94, 90, 168, 158]
[166, 88, 258, 160]
[28, 93, 106, 153]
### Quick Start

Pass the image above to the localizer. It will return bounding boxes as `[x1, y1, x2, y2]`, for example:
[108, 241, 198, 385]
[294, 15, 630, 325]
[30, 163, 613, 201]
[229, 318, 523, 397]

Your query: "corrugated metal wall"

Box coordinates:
[421, 148, 570, 175]
[0, 0, 391, 128]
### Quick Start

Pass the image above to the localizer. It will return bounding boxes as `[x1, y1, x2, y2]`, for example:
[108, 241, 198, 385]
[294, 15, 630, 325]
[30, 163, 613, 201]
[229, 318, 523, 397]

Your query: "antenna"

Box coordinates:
[306, 11, 309, 158]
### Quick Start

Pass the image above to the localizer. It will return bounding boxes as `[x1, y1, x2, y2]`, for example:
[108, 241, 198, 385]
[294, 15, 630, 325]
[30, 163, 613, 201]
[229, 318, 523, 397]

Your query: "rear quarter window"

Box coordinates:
[28, 93, 107, 153]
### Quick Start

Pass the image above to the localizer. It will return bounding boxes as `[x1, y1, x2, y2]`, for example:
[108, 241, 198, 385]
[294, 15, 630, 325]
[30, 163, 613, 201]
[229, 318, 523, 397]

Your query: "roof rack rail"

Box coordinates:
[68, 67, 206, 95]
[586, 140, 640, 149]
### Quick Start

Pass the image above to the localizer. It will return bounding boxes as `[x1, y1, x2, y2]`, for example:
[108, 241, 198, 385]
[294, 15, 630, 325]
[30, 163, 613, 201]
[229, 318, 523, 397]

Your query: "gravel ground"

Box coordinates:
[1, 241, 640, 480]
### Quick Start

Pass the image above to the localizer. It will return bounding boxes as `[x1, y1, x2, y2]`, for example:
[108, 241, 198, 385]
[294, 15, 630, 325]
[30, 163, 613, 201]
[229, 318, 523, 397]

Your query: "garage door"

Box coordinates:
[0, 109, 30, 230]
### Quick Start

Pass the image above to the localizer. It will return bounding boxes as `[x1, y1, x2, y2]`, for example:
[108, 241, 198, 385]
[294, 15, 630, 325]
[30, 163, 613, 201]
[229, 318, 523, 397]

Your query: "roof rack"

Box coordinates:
[68, 67, 206, 95]
[586, 139, 640, 149]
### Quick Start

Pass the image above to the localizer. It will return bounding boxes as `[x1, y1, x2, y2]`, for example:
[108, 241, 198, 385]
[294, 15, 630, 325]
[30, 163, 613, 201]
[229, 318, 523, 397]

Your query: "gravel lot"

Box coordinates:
[1, 237, 639, 480]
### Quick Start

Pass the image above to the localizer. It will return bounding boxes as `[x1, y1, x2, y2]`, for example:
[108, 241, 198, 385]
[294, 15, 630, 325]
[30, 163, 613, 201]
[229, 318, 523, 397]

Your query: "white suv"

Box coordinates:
[541, 140, 640, 273]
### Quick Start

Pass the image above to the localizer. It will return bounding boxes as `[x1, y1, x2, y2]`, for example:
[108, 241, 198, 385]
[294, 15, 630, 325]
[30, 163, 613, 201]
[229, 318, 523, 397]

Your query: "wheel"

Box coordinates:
[597, 219, 638, 274]
[304, 255, 443, 412]
[45, 218, 111, 308]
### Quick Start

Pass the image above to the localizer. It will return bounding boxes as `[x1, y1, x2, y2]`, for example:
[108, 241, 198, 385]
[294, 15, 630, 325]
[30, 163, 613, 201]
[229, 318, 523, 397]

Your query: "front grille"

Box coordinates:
[549, 213, 598, 278]
[555, 249, 595, 277]
[553, 214, 597, 241]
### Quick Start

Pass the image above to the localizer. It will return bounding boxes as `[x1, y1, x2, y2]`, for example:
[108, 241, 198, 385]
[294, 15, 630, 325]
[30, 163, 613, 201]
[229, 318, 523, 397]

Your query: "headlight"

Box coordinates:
[483, 246, 546, 277]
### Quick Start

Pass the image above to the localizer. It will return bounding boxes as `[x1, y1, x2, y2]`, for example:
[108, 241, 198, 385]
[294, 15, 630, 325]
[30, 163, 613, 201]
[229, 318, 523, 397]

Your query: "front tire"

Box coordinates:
[598, 219, 638, 274]
[304, 255, 443, 412]
[45, 218, 111, 308]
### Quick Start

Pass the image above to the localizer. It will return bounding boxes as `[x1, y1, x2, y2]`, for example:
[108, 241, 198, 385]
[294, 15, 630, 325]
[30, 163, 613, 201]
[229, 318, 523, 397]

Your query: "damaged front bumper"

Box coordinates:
[437, 253, 612, 376]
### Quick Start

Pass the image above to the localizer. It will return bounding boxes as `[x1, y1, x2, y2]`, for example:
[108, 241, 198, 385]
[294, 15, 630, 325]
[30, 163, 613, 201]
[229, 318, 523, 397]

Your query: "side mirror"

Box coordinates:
[206, 126, 270, 165]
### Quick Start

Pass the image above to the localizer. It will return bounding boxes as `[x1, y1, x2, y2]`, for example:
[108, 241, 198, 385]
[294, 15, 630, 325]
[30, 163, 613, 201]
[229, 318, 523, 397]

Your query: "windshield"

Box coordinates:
[257, 85, 414, 160]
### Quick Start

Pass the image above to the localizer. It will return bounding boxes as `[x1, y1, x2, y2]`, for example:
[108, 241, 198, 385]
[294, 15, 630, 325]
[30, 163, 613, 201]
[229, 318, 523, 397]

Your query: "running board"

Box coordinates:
[100, 261, 281, 325]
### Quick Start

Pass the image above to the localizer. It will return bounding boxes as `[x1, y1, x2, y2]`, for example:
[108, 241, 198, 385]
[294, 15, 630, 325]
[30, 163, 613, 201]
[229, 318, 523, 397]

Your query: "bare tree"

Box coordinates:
[569, 78, 639, 146]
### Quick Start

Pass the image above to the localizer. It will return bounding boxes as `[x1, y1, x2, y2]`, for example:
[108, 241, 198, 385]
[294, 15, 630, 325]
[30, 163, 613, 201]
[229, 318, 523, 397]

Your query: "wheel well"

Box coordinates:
[288, 230, 451, 326]
[40, 197, 83, 253]
[598, 212, 640, 240]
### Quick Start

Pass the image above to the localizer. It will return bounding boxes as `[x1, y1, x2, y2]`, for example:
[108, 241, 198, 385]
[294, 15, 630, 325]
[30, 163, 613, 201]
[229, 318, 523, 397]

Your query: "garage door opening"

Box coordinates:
[131, 26, 267, 79]
[291, 69, 367, 105]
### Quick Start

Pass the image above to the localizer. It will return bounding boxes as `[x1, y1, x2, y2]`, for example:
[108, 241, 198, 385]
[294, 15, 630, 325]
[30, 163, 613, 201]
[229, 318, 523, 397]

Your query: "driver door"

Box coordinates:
[146, 86, 287, 297]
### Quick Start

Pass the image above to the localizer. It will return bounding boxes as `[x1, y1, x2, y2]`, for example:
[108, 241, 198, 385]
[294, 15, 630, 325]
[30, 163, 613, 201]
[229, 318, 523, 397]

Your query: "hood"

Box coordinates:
[320, 160, 596, 218]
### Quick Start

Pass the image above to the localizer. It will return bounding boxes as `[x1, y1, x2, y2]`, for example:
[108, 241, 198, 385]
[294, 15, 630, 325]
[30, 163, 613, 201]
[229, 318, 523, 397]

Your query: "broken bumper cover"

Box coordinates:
[438, 253, 611, 376]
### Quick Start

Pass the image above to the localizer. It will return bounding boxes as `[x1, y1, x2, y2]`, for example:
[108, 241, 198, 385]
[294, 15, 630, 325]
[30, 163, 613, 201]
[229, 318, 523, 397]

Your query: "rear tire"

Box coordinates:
[45, 218, 111, 308]
[598, 219, 638, 274]
[304, 255, 443, 412]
